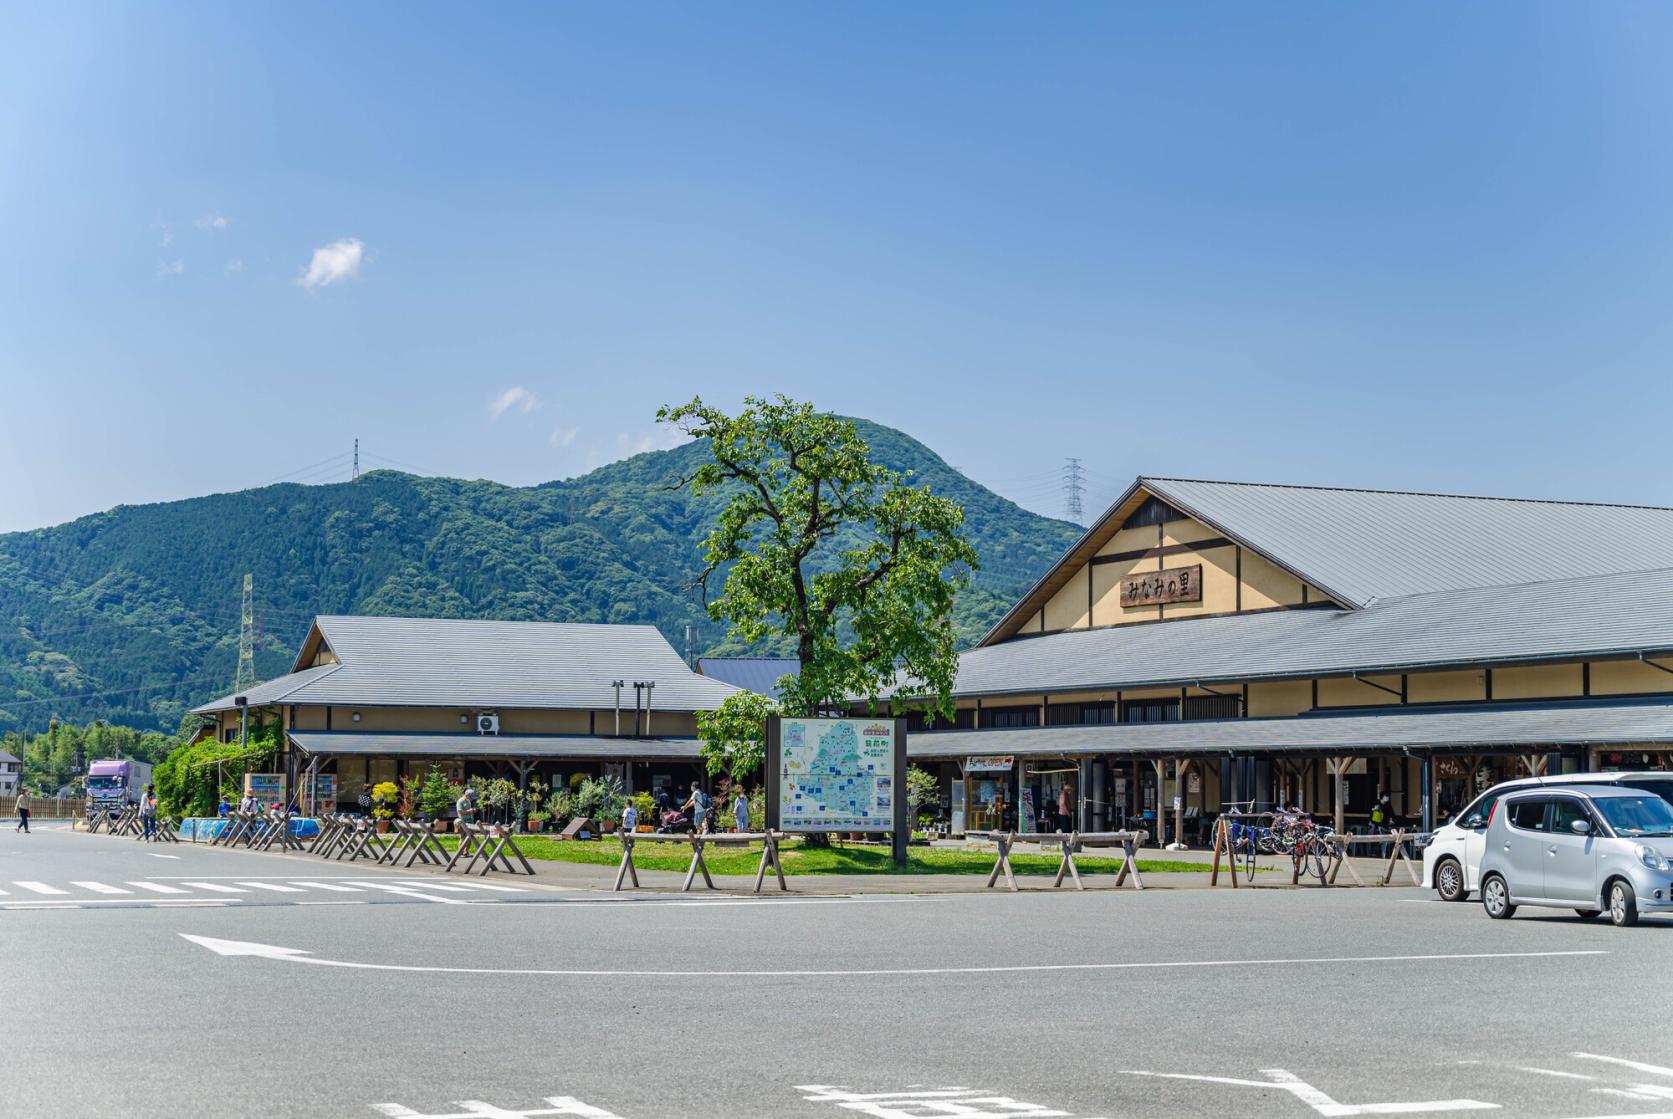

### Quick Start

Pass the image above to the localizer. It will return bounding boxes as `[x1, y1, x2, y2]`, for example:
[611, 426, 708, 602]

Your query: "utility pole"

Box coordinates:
[1062, 457, 1086, 525]
[352, 438, 359, 480]
[234, 573, 256, 693]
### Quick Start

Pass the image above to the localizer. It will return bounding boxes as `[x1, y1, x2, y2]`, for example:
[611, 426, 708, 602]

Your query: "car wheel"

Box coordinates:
[1482, 874, 1516, 920]
[1435, 858, 1467, 902]
[1574, 909, 1602, 920]
[1608, 880, 1639, 928]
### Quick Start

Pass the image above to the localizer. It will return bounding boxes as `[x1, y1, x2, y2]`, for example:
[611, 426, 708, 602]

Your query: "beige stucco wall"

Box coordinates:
[1590, 659, 1673, 696]
[1493, 664, 1584, 701]
[1043, 566, 1091, 631]
[1246, 680, 1313, 718]
[1315, 675, 1403, 708]
[1159, 544, 1239, 620]
[1406, 670, 1487, 704]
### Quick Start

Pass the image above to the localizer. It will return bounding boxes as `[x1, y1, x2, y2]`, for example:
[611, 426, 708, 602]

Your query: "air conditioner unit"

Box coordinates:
[476, 713, 500, 736]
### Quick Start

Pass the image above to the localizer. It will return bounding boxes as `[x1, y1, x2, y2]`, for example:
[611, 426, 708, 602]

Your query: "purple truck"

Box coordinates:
[86, 758, 153, 812]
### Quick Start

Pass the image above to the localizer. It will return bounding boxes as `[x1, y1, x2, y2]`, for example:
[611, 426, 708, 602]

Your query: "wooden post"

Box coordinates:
[1173, 759, 1191, 849]
[1150, 759, 1167, 847]
[753, 830, 788, 893]
[984, 831, 1018, 891]
[1332, 756, 1351, 836]
[614, 833, 639, 891]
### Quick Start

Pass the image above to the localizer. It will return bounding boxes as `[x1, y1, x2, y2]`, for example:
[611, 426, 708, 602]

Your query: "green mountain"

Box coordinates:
[0, 419, 1081, 732]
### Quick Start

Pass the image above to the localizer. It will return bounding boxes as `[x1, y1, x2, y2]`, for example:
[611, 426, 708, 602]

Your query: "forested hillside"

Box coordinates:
[0, 420, 1081, 732]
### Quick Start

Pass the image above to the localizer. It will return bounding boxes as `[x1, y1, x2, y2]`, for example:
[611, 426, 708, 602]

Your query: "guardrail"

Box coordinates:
[968, 830, 1149, 892]
[613, 830, 789, 894]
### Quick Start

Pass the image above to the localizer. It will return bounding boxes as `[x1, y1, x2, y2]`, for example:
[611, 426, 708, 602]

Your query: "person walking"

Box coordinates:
[14, 788, 30, 834]
[733, 789, 750, 833]
[683, 782, 710, 835]
[138, 783, 158, 841]
[621, 797, 638, 833]
[455, 785, 478, 828]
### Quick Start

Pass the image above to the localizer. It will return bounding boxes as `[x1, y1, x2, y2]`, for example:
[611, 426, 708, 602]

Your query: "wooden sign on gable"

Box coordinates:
[1120, 564, 1203, 607]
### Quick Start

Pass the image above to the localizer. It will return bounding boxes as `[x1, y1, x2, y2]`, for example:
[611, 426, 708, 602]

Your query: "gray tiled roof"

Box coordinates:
[1144, 477, 1673, 608]
[289, 731, 701, 760]
[0, 749, 20, 764]
[930, 565, 1673, 700]
[193, 616, 738, 714]
[696, 658, 799, 702]
[908, 699, 1673, 758]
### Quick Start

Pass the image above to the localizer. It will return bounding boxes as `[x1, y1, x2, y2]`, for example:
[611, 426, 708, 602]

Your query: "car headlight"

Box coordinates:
[1638, 845, 1670, 873]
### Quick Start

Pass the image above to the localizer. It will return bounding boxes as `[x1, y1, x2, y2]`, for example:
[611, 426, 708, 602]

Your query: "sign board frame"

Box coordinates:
[1120, 564, 1204, 607]
[766, 715, 909, 867]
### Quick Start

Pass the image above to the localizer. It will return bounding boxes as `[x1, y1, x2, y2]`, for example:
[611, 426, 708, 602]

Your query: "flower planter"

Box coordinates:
[375, 818, 391, 834]
[433, 820, 450, 834]
[635, 825, 654, 833]
[526, 819, 545, 833]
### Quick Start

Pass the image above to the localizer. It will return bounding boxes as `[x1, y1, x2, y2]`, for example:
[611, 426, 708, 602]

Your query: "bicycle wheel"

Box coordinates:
[1308, 838, 1330, 882]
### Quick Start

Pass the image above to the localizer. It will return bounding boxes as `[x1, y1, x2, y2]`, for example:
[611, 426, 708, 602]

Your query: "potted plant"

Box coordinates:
[544, 788, 573, 831]
[418, 766, 455, 832]
[526, 811, 548, 833]
[631, 791, 657, 832]
[371, 781, 399, 832]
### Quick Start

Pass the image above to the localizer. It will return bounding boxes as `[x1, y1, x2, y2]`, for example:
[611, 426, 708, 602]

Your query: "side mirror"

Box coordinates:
[1570, 818, 1592, 835]
[1463, 814, 1485, 830]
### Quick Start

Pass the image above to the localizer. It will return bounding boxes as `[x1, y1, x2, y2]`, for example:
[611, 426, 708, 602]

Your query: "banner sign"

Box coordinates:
[962, 755, 1015, 773]
[244, 773, 284, 804]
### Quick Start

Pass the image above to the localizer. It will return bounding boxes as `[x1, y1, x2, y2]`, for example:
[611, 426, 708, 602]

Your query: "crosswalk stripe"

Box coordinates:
[181, 882, 249, 894]
[127, 881, 188, 894]
[345, 881, 468, 903]
[71, 881, 132, 895]
[388, 881, 473, 893]
[0, 886, 10, 895]
[438, 881, 528, 893]
[295, 882, 363, 892]
[15, 881, 70, 895]
[237, 881, 305, 893]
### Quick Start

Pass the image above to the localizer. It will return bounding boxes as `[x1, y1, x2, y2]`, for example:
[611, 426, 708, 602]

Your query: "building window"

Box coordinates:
[1182, 694, 1241, 721]
[981, 705, 1041, 729]
[1046, 701, 1116, 726]
[1120, 699, 1180, 723]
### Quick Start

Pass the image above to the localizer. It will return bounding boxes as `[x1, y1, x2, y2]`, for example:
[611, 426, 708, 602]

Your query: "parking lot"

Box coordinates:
[3, 823, 1671, 1118]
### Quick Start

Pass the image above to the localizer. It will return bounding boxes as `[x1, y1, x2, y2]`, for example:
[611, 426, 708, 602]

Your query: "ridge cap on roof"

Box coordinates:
[1142, 475, 1673, 514]
[319, 614, 661, 630]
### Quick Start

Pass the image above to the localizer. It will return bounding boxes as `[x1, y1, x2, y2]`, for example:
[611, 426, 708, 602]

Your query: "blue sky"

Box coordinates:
[3, 3, 1673, 532]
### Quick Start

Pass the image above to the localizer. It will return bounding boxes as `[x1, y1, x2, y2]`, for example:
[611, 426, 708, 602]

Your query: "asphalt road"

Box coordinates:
[4, 824, 1671, 1119]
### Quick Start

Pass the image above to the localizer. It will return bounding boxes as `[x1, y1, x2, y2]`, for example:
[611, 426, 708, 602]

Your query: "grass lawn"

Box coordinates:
[438, 832, 1226, 876]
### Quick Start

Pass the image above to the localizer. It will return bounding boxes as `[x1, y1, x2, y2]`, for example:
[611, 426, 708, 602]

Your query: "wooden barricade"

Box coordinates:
[252, 811, 302, 852]
[446, 822, 535, 877]
[137, 815, 180, 843]
[334, 818, 392, 863]
[109, 806, 142, 837]
[383, 819, 451, 869]
[613, 830, 789, 894]
[1208, 816, 1240, 888]
[974, 830, 1148, 892]
[1326, 830, 1425, 887]
[308, 814, 353, 856]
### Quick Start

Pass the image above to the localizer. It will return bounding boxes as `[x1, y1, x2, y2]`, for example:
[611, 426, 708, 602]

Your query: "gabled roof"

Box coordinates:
[933, 564, 1673, 700]
[289, 732, 701, 760]
[0, 749, 20, 764]
[194, 616, 739, 714]
[696, 657, 799, 702]
[982, 475, 1673, 644]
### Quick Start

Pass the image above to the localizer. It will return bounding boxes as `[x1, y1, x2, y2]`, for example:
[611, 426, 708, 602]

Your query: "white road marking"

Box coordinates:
[148, 853, 181, 859]
[346, 882, 470, 904]
[1121, 1068, 1498, 1116]
[14, 881, 69, 895]
[0, 886, 8, 894]
[1562, 1112, 1673, 1119]
[1573, 1054, 1673, 1079]
[177, 938, 1605, 979]
[799, 1085, 1076, 1117]
[386, 881, 474, 893]
[181, 882, 249, 894]
[127, 881, 188, 894]
[1590, 1089, 1661, 1101]
[369, 1095, 623, 1117]
[296, 882, 364, 892]
[237, 882, 306, 893]
[71, 881, 132, 894]
[1513, 1068, 1592, 1081]
[434, 881, 529, 893]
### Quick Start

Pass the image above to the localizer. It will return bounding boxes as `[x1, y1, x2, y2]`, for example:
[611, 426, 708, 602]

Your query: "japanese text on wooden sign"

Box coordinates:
[1120, 564, 1202, 607]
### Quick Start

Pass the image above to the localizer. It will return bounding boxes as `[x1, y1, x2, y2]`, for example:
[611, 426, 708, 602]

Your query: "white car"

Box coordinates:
[1423, 771, 1673, 902]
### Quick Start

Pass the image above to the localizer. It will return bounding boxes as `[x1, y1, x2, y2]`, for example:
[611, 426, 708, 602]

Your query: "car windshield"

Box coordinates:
[86, 776, 123, 789]
[1593, 795, 1673, 837]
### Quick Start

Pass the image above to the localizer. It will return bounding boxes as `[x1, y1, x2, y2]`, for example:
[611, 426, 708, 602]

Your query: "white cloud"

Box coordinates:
[196, 212, 230, 232]
[224, 258, 243, 275]
[156, 259, 184, 279]
[160, 228, 174, 248]
[297, 237, 366, 290]
[615, 425, 687, 456]
[549, 426, 578, 447]
[488, 386, 540, 420]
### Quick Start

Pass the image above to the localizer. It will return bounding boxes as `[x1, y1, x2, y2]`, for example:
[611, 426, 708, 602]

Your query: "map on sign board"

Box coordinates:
[777, 718, 895, 831]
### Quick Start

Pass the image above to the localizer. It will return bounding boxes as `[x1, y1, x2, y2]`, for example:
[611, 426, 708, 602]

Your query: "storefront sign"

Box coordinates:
[963, 755, 1015, 773]
[244, 773, 284, 804]
[1120, 564, 1203, 607]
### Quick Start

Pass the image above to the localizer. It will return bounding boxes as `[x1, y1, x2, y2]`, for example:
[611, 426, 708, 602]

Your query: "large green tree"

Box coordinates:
[658, 396, 978, 778]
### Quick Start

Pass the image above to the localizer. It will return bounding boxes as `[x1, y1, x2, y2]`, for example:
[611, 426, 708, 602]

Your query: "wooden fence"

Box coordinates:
[1, 796, 84, 820]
